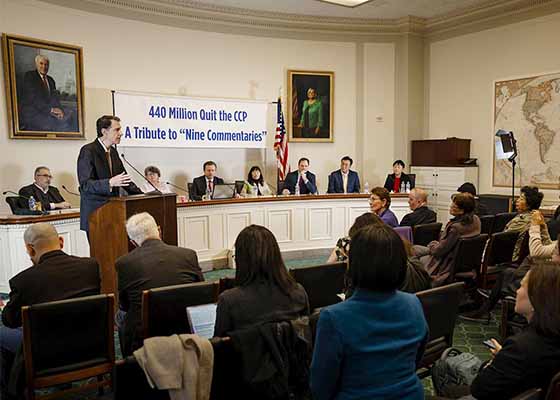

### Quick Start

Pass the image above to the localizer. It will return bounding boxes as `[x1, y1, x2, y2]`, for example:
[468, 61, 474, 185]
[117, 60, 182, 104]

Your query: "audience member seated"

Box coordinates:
[240, 165, 272, 196]
[369, 187, 398, 227]
[505, 186, 547, 261]
[469, 262, 560, 399]
[402, 240, 432, 293]
[115, 212, 203, 357]
[383, 159, 412, 193]
[310, 224, 428, 400]
[326, 156, 361, 194]
[461, 211, 558, 322]
[457, 182, 490, 216]
[281, 157, 317, 195]
[140, 165, 172, 194]
[415, 193, 481, 286]
[0, 223, 100, 381]
[399, 188, 437, 227]
[18, 166, 71, 211]
[327, 212, 384, 263]
[214, 225, 309, 336]
[190, 160, 225, 200]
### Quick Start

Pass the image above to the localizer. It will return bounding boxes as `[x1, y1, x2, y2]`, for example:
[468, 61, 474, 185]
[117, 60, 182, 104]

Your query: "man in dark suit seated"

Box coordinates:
[115, 212, 204, 357]
[0, 223, 100, 380]
[281, 157, 317, 195]
[327, 156, 361, 194]
[190, 160, 225, 200]
[18, 166, 71, 211]
[77, 115, 142, 235]
[19, 55, 75, 132]
[399, 188, 437, 227]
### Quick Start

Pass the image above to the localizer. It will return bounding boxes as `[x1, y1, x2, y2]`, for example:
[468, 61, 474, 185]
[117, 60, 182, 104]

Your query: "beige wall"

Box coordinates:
[0, 0, 401, 212]
[427, 12, 560, 201]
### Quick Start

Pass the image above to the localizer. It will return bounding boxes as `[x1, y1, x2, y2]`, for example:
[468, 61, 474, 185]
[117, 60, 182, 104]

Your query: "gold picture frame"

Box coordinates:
[2, 33, 85, 139]
[287, 70, 334, 143]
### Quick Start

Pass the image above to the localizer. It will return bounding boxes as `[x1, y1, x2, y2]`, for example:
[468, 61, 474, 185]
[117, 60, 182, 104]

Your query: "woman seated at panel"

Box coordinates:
[383, 159, 412, 193]
[369, 187, 398, 227]
[213, 225, 309, 336]
[415, 193, 480, 286]
[240, 166, 272, 197]
[469, 261, 560, 399]
[311, 224, 428, 400]
[140, 165, 172, 194]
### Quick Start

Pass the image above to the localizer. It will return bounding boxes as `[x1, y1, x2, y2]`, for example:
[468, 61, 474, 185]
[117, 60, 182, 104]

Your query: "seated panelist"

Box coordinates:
[141, 165, 171, 194]
[384, 159, 413, 193]
[327, 156, 360, 194]
[19, 166, 71, 211]
[281, 157, 317, 195]
[240, 166, 272, 196]
[190, 161, 224, 200]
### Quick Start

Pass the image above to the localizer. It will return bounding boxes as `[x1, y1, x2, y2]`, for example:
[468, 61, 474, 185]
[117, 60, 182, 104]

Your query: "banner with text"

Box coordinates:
[114, 91, 268, 148]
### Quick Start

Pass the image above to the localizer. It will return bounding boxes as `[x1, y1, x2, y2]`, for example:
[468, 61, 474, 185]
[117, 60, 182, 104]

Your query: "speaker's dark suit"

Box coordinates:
[115, 239, 203, 356]
[190, 175, 225, 200]
[18, 184, 65, 211]
[77, 140, 142, 232]
[282, 171, 317, 195]
[1, 250, 101, 329]
[327, 170, 361, 194]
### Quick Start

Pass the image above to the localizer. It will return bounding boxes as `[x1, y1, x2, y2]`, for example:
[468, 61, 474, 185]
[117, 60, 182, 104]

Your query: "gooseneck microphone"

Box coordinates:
[165, 182, 189, 193]
[3, 190, 30, 200]
[62, 185, 80, 196]
[120, 153, 161, 194]
[2, 191, 45, 215]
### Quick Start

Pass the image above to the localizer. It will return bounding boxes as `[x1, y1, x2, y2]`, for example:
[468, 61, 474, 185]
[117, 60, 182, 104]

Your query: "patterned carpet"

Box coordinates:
[1, 256, 499, 398]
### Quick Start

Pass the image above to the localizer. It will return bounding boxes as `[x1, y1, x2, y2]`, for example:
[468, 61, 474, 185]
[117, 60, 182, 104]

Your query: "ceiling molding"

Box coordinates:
[38, 0, 560, 42]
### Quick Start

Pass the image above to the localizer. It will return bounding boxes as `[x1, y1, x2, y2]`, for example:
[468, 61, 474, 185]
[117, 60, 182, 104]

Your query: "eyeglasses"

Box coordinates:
[36, 174, 53, 179]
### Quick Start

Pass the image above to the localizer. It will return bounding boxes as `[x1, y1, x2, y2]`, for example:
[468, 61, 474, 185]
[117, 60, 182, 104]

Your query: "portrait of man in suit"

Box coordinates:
[2, 34, 84, 138]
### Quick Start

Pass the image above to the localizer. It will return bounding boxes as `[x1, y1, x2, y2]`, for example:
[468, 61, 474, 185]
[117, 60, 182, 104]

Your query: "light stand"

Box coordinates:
[495, 130, 518, 209]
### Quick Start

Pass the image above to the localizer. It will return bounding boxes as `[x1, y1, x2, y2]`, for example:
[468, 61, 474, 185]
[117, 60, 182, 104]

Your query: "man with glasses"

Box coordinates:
[19, 166, 71, 211]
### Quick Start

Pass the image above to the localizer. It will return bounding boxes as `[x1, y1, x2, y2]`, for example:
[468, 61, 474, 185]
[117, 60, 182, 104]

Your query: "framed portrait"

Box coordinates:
[2, 34, 85, 139]
[287, 70, 334, 143]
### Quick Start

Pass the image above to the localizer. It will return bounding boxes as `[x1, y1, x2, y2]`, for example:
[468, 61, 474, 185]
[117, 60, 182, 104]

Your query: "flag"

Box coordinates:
[274, 98, 290, 181]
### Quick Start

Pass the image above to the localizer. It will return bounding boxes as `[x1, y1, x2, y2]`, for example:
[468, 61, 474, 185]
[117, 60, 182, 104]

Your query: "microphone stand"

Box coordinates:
[166, 182, 189, 193]
[120, 153, 161, 194]
[62, 185, 80, 196]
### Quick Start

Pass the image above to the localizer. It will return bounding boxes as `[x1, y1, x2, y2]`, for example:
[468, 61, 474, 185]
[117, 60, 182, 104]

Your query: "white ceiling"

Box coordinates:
[185, 0, 497, 19]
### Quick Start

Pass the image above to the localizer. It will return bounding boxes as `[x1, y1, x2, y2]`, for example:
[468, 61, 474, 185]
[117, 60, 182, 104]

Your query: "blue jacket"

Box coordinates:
[311, 289, 428, 400]
[327, 170, 361, 194]
[282, 170, 317, 195]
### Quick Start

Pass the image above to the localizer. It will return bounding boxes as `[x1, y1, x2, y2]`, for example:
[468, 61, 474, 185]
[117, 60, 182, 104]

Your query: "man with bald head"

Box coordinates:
[399, 188, 437, 227]
[0, 223, 100, 359]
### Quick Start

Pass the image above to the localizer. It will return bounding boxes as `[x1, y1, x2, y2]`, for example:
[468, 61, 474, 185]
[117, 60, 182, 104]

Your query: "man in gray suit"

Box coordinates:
[115, 212, 203, 356]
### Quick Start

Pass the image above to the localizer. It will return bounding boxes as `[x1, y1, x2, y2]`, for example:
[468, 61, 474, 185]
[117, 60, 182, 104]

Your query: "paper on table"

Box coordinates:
[186, 303, 217, 339]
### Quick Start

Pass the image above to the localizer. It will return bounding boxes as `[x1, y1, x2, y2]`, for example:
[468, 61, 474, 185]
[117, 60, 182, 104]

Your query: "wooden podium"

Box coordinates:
[89, 193, 177, 294]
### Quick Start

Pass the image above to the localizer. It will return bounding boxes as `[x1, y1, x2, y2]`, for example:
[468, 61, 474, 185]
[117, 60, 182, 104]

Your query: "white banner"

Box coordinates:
[113, 91, 268, 148]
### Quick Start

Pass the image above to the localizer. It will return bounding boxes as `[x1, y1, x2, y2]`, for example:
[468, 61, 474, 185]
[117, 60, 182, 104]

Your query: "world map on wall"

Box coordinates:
[493, 73, 560, 189]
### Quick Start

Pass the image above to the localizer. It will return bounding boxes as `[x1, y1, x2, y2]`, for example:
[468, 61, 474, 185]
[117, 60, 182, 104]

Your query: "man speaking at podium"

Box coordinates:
[77, 115, 142, 234]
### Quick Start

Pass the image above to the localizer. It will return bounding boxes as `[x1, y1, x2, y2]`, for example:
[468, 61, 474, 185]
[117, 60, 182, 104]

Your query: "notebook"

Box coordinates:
[186, 303, 217, 339]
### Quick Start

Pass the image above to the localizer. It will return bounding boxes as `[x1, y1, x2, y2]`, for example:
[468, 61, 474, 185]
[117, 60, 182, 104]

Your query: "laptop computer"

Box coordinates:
[212, 183, 236, 199]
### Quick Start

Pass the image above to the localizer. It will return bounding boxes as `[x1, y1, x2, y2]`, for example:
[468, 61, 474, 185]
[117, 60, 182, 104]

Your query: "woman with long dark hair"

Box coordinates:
[240, 166, 272, 196]
[213, 225, 309, 336]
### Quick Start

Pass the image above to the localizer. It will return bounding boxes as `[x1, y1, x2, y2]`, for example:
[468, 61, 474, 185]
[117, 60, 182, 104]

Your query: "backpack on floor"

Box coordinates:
[432, 348, 482, 397]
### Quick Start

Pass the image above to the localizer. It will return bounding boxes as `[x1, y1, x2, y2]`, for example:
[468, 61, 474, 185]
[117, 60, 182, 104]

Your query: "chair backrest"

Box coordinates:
[394, 226, 413, 242]
[234, 180, 245, 194]
[451, 234, 488, 277]
[416, 282, 464, 369]
[484, 231, 520, 267]
[219, 276, 236, 294]
[479, 214, 495, 235]
[290, 262, 346, 311]
[412, 222, 443, 246]
[22, 294, 114, 379]
[408, 173, 416, 189]
[142, 281, 220, 339]
[5, 196, 24, 213]
[187, 182, 194, 200]
[492, 212, 517, 233]
[277, 180, 286, 195]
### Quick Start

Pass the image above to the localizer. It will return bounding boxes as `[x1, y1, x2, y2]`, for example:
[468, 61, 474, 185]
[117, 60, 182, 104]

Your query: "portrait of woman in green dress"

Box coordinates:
[298, 88, 323, 137]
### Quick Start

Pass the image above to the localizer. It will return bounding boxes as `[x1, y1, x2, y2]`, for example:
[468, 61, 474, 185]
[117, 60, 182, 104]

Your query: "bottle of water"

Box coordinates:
[400, 181, 405, 193]
[405, 182, 411, 193]
[28, 196, 36, 211]
[295, 181, 300, 196]
[364, 181, 370, 194]
[252, 184, 258, 197]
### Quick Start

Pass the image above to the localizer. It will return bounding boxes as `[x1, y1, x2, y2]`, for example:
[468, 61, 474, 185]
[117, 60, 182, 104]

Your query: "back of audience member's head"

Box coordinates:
[521, 186, 544, 211]
[527, 261, 560, 337]
[24, 223, 63, 264]
[457, 182, 477, 197]
[348, 224, 407, 292]
[348, 212, 384, 238]
[234, 225, 296, 295]
[126, 212, 160, 246]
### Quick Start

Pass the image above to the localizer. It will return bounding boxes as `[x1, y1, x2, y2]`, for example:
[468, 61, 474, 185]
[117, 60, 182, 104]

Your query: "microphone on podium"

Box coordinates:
[62, 185, 80, 196]
[120, 153, 161, 194]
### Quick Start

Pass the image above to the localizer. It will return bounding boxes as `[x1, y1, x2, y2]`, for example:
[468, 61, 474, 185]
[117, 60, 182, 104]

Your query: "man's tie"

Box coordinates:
[41, 75, 49, 92]
[298, 175, 305, 194]
[208, 180, 213, 193]
[106, 151, 113, 176]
